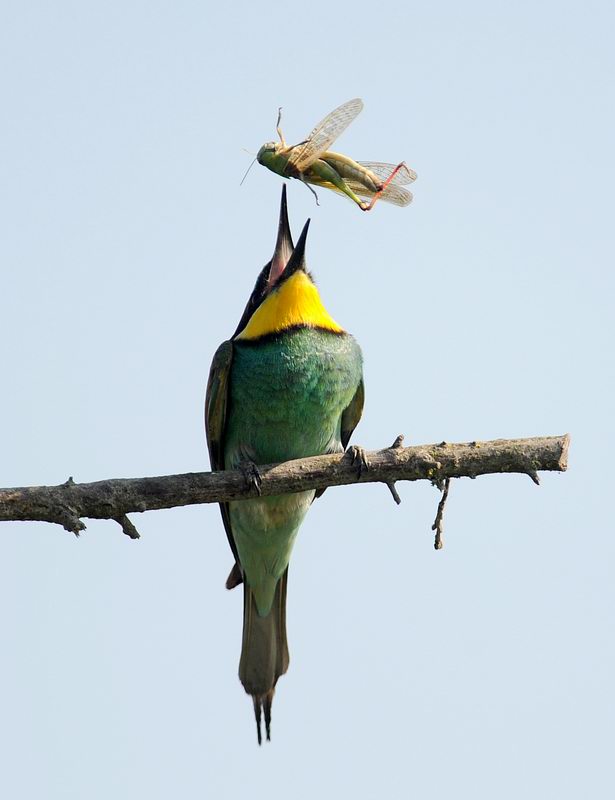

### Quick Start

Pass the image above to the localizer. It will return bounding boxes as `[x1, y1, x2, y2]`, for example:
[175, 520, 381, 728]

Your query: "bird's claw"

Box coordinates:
[347, 445, 370, 478]
[239, 461, 262, 496]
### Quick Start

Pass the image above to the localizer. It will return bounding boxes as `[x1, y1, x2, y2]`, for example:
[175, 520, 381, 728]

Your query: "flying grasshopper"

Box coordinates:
[255, 98, 416, 211]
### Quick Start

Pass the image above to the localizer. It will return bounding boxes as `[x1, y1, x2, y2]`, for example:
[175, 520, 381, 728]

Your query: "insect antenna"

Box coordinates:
[240, 156, 257, 186]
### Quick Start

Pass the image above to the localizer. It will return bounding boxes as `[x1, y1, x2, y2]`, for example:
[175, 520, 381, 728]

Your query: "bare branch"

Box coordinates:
[386, 482, 402, 505]
[0, 434, 569, 534]
[432, 478, 451, 550]
[115, 514, 141, 540]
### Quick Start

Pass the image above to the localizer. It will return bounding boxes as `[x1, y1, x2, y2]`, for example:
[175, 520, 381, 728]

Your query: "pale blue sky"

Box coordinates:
[1, 1, 613, 798]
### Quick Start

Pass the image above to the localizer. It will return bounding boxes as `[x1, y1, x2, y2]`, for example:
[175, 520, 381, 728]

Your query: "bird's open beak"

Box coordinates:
[280, 218, 310, 279]
[267, 186, 295, 289]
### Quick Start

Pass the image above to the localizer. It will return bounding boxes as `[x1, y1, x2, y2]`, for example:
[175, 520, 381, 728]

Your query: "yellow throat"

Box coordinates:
[236, 271, 344, 340]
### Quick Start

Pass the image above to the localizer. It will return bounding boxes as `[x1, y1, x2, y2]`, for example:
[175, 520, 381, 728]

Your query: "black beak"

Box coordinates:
[267, 185, 295, 288]
[231, 187, 307, 339]
[281, 218, 310, 279]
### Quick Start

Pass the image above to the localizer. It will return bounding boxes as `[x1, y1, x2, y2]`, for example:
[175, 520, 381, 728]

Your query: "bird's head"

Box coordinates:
[232, 185, 314, 339]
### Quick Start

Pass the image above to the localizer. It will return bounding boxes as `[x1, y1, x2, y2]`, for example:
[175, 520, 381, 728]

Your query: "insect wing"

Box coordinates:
[287, 98, 364, 171]
[377, 183, 413, 206]
[358, 161, 417, 186]
[341, 179, 413, 207]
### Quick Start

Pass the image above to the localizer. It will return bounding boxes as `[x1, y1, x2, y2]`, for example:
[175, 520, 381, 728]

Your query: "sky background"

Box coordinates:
[1, 1, 613, 797]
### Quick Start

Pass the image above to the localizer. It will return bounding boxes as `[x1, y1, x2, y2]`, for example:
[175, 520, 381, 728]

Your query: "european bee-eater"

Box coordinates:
[205, 187, 364, 743]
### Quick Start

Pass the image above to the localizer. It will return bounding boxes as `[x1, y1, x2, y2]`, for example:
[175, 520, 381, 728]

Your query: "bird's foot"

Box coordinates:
[239, 460, 262, 496]
[346, 445, 370, 478]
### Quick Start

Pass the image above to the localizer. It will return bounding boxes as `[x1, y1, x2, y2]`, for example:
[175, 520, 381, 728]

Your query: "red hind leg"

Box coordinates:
[364, 161, 406, 211]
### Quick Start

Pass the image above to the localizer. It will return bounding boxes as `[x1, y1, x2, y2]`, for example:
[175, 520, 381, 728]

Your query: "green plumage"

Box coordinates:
[205, 188, 364, 743]
[226, 328, 362, 615]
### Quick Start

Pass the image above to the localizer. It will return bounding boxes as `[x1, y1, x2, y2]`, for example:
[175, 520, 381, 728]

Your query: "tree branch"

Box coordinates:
[0, 434, 569, 536]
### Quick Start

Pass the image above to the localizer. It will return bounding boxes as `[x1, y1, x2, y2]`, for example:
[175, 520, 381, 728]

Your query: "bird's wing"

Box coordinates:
[205, 340, 242, 578]
[286, 98, 363, 172]
[341, 378, 365, 449]
[205, 340, 232, 471]
[315, 378, 365, 500]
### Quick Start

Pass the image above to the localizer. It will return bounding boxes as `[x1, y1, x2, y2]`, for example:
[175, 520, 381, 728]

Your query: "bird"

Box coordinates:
[205, 186, 364, 743]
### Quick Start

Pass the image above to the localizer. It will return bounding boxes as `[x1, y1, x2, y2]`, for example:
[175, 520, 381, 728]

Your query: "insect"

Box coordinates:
[255, 98, 416, 211]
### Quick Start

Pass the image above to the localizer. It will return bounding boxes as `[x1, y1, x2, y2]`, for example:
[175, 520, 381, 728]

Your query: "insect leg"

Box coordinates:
[309, 159, 368, 210]
[364, 162, 407, 211]
[276, 107, 287, 148]
[300, 177, 320, 206]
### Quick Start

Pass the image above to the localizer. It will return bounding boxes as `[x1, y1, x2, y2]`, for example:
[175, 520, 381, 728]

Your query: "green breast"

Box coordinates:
[225, 327, 362, 466]
[224, 326, 363, 615]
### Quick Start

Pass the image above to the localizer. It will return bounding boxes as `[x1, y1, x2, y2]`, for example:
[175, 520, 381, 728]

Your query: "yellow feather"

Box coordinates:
[236, 271, 343, 340]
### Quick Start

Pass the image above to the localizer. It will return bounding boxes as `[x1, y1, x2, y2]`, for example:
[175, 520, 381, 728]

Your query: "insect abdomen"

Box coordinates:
[321, 152, 381, 191]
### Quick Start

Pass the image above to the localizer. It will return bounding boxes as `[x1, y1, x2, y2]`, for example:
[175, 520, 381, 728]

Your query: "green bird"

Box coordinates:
[205, 186, 364, 743]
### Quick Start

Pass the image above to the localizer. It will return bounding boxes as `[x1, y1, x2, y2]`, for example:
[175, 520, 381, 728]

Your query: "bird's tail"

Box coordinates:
[239, 568, 289, 745]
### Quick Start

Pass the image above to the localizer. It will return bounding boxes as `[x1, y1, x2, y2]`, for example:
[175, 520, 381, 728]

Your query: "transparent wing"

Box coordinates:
[338, 179, 413, 207]
[287, 98, 364, 171]
[358, 161, 417, 185]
